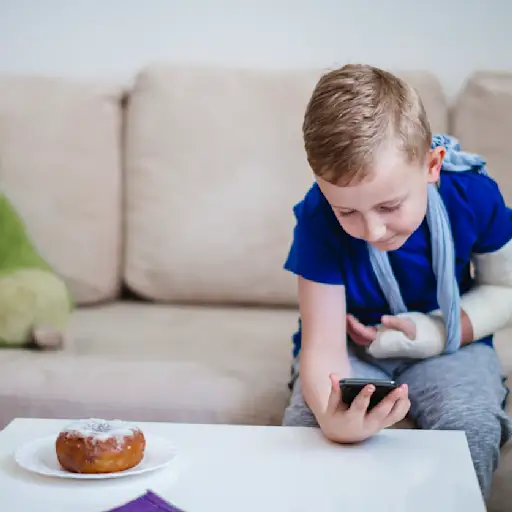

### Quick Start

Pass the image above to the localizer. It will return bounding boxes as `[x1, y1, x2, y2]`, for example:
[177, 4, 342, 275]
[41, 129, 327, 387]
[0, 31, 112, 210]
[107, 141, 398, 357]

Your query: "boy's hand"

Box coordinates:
[346, 314, 378, 346]
[347, 314, 416, 346]
[347, 313, 445, 359]
[318, 373, 410, 444]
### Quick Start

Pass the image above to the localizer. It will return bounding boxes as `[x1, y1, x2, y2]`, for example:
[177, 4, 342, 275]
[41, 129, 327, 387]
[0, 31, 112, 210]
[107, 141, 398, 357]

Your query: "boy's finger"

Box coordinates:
[347, 315, 377, 343]
[346, 318, 363, 343]
[382, 387, 411, 428]
[348, 384, 375, 415]
[381, 316, 416, 340]
[367, 385, 406, 423]
[346, 323, 371, 347]
[383, 396, 411, 428]
[350, 333, 373, 346]
[326, 374, 342, 415]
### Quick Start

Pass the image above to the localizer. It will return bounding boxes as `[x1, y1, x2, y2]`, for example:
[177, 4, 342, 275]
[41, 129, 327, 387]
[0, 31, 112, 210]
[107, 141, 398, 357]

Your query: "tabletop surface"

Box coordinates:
[0, 418, 485, 512]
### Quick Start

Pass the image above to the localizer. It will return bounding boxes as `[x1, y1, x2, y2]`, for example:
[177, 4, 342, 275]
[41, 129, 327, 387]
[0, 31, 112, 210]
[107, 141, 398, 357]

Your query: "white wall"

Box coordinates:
[1, 0, 511, 97]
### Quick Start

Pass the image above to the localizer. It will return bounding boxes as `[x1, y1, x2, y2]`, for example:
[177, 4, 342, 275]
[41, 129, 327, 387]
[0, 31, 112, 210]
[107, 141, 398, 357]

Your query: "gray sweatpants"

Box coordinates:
[282, 342, 512, 501]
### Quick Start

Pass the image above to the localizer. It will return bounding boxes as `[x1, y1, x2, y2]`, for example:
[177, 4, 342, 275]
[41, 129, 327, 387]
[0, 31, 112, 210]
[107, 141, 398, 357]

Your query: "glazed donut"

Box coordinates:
[55, 418, 146, 474]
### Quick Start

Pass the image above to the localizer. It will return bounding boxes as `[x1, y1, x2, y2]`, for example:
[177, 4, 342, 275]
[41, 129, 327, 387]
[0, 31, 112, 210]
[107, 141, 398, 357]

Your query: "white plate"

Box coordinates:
[14, 433, 178, 480]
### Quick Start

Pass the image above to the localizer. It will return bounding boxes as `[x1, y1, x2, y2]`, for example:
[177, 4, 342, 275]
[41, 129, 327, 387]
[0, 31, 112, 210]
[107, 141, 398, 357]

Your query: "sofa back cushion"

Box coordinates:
[124, 65, 448, 306]
[0, 76, 123, 304]
[452, 72, 512, 204]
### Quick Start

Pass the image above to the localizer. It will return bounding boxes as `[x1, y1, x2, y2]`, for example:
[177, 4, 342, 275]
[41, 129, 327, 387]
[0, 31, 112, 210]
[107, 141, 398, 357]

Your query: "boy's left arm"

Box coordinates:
[367, 243, 512, 359]
[368, 175, 512, 359]
[458, 240, 512, 344]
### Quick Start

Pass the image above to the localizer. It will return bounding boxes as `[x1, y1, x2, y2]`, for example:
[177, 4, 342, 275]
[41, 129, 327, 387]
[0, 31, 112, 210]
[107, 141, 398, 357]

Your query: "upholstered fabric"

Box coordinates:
[0, 302, 296, 428]
[123, 65, 316, 305]
[123, 66, 447, 306]
[0, 75, 124, 304]
[1, 67, 512, 511]
[0, 301, 511, 511]
[453, 71, 512, 204]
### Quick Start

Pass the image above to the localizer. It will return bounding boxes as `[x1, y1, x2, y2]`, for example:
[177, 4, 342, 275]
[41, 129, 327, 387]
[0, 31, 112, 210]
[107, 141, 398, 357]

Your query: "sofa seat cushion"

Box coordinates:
[0, 301, 298, 429]
[1, 302, 512, 510]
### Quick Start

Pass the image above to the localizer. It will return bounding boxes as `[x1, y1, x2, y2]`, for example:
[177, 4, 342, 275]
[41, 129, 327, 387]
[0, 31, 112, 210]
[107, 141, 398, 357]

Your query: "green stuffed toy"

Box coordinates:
[0, 193, 73, 349]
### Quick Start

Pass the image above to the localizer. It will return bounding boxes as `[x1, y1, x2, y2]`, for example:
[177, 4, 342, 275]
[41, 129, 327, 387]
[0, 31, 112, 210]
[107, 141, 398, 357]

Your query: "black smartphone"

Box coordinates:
[339, 378, 398, 411]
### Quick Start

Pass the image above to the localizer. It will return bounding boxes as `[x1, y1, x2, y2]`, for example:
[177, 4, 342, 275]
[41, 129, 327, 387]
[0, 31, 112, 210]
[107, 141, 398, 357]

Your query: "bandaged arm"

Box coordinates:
[459, 238, 512, 341]
[368, 238, 512, 359]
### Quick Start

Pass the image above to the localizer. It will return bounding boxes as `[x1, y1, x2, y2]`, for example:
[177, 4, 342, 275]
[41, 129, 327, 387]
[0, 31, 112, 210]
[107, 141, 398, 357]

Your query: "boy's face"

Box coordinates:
[317, 145, 445, 251]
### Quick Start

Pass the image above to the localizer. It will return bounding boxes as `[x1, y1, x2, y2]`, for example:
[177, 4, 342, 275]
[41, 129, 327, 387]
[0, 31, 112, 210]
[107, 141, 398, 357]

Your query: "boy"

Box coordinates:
[282, 64, 512, 501]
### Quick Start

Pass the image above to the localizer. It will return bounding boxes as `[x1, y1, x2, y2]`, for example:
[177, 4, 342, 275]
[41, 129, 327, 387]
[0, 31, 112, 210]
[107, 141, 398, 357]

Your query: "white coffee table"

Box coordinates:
[0, 418, 484, 511]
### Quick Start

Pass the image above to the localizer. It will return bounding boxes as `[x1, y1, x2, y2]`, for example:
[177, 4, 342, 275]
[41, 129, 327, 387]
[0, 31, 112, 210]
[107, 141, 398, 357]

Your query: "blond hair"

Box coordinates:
[302, 64, 432, 185]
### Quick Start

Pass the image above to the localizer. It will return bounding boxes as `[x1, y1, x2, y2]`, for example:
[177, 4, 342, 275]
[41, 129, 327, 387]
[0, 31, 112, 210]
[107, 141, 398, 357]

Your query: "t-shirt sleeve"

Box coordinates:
[284, 203, 344, 285]
[469, 174, 512, 254]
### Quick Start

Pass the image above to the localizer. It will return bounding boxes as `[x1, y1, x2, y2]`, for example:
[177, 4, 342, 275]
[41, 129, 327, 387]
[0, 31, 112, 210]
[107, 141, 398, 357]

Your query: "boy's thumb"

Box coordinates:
[326, 374, 341, 414]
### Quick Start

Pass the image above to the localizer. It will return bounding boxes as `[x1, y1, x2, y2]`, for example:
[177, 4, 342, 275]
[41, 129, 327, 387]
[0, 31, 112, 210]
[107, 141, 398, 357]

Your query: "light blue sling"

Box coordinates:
[368, 134, 488, 354]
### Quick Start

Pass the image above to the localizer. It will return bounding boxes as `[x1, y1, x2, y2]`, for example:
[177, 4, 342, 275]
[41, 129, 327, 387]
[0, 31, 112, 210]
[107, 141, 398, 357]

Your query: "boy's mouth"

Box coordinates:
[372, 235, 403, 250]
[373, 235, 396, 244]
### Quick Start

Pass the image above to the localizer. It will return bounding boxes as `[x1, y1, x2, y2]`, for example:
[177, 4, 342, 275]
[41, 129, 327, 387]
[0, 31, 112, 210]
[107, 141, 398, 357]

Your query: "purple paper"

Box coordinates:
[106, 490, 185, 512]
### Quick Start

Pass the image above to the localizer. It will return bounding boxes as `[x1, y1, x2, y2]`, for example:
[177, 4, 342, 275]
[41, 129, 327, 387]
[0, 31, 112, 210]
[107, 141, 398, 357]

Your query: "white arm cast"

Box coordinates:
[460, 238, 512, 340]
[367, 238, 512, 359]
[368, 311, 446, 359]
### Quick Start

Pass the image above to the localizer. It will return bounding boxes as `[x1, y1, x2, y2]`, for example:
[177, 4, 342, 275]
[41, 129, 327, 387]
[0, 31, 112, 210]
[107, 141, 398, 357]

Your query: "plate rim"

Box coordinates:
[14, 433, 178, 480]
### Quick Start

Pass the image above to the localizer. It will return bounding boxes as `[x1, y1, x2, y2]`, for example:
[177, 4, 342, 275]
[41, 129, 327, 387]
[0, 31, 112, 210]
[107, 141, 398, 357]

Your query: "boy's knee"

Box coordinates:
[428, 404, 506, 447]
[432, 408, 507, 500]
[419, 401, 509, 463]
[454, 412, 503, 455]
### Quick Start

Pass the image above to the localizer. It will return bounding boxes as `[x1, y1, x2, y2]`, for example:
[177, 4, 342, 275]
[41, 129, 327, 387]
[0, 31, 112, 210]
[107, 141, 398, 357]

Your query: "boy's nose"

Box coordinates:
[363, 216, 386, 242]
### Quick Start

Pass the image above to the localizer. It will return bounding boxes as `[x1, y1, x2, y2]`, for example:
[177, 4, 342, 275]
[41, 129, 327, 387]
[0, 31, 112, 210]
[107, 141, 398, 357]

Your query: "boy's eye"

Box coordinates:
[337, 210, 355, 217]
[379, 203, 402, 213]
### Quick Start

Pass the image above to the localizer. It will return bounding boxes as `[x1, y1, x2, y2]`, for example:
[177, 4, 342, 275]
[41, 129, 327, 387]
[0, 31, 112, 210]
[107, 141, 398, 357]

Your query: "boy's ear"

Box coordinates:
[426, 146, 445, 184]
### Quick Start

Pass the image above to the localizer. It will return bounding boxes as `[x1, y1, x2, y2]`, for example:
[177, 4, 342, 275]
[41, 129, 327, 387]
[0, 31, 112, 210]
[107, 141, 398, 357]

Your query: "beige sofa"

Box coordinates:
[0, 65, 511, 509]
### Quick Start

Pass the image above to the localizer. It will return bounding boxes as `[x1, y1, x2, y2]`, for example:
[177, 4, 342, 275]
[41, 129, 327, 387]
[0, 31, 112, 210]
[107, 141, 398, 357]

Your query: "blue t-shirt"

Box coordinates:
[284, 171, 512, 358]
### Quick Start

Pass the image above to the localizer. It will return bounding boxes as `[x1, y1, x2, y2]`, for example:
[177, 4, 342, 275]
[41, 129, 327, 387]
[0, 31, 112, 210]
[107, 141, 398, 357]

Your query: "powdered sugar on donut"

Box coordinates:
[61, 418, 141, 445]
